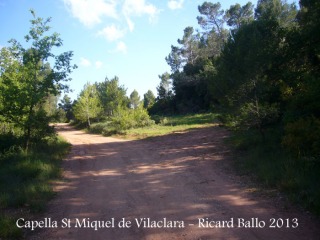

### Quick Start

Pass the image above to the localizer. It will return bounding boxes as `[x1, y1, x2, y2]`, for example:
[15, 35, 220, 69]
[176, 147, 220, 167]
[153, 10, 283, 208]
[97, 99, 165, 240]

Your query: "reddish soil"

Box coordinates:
[30, 123, 319, 239]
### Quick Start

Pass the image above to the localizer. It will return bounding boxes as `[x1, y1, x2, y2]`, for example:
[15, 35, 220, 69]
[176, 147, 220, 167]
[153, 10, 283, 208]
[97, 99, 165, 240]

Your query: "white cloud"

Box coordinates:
[95, 61, 103, 69]
[125, 17, 135, 32]
[64, 0, 160, 41]
[122, 0, 159, 31]
[116, 41, 127, 54]
[97, 24, 125, 42]
[168, 0, 184, 10]
[80, 57, 91, 67]
[63, 0, 118, 27]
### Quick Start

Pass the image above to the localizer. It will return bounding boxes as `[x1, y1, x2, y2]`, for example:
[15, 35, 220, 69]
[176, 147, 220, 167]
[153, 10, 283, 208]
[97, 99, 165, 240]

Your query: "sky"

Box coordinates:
[0, 0, 263, 101]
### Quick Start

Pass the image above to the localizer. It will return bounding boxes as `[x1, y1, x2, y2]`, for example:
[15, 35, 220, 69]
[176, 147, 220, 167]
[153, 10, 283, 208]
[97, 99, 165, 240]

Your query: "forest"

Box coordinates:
[0, 0, 319, 236]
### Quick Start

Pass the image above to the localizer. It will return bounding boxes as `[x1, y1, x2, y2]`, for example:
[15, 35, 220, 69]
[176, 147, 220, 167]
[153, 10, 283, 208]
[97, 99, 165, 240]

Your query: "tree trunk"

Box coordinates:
[24, 104, 34, 152]
[25, 126, 31, 152]
[87, 117, 91, 128]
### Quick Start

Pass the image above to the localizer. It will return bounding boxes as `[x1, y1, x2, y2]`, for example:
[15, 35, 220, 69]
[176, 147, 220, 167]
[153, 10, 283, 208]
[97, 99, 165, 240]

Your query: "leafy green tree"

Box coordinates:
[162, 2, 230, 114]
[73, 83, 102, 127]
[149, 73, 175, 114]
[281, 0, 320, 158]
[177, 27, 201, 65]
[129, 89, 141, 109]
[171, 59, 213, 113]
[255, 0, 297, 27]
[197, 2, 228, 56]
[59, 94, 73, 121]
[0, 10, 76, 149]
[197, 2, 225, 35]
[96, 76, 128, 116]
[225, 2, 254, 30]
[157, 72, 173, 100]
[165, 45, 183, 73]
[143, 90, 155, 109]
[213, 0, 298, 134]
[165, 27, 200, 74]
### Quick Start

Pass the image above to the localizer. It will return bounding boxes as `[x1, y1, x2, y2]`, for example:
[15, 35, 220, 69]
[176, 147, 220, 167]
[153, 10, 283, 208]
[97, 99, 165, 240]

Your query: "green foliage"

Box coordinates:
[157, 72, 173, 100]
[0, 215, 23, 239]
[125, 113, 219, 139]
[160, 1, 231, 114]
[225, 2, 254, 29]
[197, 2, 225, 35]
[95, 76, 128, 116]
[230, 128, 320, 214]
[89, 106, 155, 136]
[143, 90, 155, 109]
[59, 94, 74, 122]
[129, 89, 141, 109]
[216, 18, 285, 128]
[111, 106, 154, 133]
[0, 136, 69, 210]
[0, 10, 76, 149]
[73, 83, 102, 127]
[153, 0, 319, 214]
[163, 113, 218, 126]
[42, 94, 60, 119]
[282, 117, 320, 158]
[177, 26, 201, 65]
[0, 135, 70, 238]
[88, 122, 113, 135]
[255, 0, 297, 26]
[75, 75, 155, 134]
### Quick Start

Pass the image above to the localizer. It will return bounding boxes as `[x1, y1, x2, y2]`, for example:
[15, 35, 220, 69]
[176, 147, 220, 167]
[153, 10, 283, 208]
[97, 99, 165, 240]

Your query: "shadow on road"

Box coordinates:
[30, 124, 319, 240]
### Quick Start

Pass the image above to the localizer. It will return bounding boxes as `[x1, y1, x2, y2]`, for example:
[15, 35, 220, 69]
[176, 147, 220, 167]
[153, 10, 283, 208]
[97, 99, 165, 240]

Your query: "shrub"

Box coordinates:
[88, 122, 111, 134]
[282, 116, 320, 159]
[111, 106, 154, 132]
[0, 215, 23, 239]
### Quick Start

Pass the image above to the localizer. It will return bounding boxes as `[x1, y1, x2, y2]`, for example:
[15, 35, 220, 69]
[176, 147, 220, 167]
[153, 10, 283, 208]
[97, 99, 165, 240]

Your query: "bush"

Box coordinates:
[0, 136, 70, 211]
[111, 106, 154, 132]
[0, 215, 23, 239]
[231, 127, 320, 215]
[89, 122, 111, 134]
[88, 107, 155, 135]
[283, 116, 320, 159]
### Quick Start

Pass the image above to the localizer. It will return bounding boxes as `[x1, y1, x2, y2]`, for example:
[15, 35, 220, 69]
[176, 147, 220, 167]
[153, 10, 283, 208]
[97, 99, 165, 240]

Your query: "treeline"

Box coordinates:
[150, 0, 319, 162]
[62, 76, 155, 135]
[66, 0, 320, 163]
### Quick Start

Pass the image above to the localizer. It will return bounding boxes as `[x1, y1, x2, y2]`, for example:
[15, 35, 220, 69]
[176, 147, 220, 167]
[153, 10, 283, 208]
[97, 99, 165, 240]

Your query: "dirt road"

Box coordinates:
[32, 123, 319, 239]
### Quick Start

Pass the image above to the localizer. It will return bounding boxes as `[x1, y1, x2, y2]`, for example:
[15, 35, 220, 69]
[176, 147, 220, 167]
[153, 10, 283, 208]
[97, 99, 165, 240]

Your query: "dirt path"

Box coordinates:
[31, 123, 319, 239]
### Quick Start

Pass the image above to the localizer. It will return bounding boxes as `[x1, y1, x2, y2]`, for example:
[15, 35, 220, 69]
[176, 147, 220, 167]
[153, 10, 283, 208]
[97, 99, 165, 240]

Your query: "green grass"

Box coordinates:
[0, 135, 71, 239]
[0, 215, 23, 239]
[119, 113, 219, 139]
[229, 128, 320, 215]
[88, 113, 219, 139]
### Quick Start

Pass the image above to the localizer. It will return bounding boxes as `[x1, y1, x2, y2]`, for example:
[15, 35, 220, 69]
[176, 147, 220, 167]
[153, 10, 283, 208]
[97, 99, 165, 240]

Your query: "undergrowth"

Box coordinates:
[89, 113, 219, 139]
[229, 127, 320, 215]
[0, 135, 70, 239]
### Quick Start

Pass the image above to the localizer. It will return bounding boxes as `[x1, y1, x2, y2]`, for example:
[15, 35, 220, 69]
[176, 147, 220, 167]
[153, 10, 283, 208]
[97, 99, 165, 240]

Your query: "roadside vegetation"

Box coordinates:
[89, 113, 219, 139]
[229, 128, 320, 215]
[0, 136, 70, 239]
[0, 11, 74, 239]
